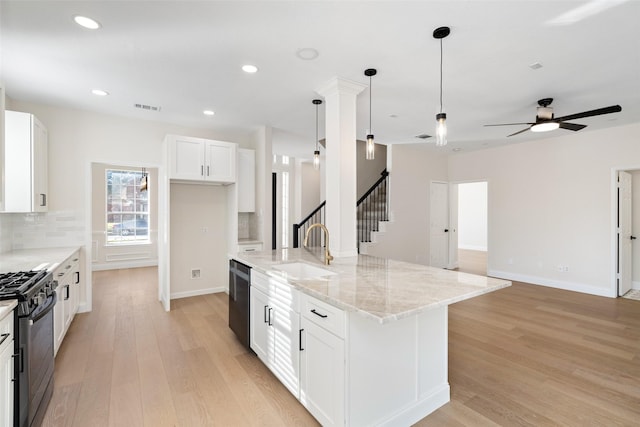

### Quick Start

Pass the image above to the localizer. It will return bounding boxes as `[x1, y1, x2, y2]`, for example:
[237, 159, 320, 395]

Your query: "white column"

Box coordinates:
[316, 77, 367, 258]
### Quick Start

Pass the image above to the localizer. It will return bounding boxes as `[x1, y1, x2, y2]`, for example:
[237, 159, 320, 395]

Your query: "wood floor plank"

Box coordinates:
[42, 267, 640, 427]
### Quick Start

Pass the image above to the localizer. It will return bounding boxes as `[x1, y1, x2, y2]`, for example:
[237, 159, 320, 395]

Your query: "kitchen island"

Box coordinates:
[232, 248, 510, 426]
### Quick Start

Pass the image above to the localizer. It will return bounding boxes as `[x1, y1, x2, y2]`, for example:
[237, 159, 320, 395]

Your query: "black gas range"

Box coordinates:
[0, 269, 56, 427]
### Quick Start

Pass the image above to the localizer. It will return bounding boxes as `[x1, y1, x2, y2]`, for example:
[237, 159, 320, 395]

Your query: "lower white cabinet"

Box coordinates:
[0, 306, 15, 426]
[250, 271, 300, 397]
[53, 250, 81, 355]
[299, 316, 345, 427]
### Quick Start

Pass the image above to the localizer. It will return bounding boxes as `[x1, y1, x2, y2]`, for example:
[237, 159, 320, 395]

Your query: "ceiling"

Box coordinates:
[1, 1, 639, 160]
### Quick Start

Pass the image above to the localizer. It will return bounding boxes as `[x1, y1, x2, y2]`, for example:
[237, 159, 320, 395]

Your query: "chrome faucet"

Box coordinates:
[303, 223, 334, 265]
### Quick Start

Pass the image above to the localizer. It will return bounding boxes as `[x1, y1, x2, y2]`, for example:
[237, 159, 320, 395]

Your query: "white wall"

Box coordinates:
[458, 182, 487, 251]
[632, 170, 640, 288]
[364, 144, 448, 265]
[300, 162, 321, 217]
[448, 122, 640, 297]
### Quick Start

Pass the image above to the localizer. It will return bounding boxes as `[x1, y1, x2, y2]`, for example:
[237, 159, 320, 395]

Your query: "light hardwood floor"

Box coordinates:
[43, 267, 640, 426]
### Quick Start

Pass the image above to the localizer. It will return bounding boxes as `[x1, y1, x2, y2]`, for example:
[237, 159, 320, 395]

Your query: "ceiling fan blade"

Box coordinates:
[558, 122, 587, 131]
[507, 127, 531, 137]
[553, 105, 622, 122]
[484, 123, 534, 127]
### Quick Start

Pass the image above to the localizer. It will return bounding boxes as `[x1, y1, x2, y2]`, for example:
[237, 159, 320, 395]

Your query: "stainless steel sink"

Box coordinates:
[272, 262, 337, 280]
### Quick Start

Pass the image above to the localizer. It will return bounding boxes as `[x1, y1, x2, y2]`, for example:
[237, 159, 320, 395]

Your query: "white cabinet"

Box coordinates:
[238, 242, 263, 252]
[0, 304, 15, 426]
[167, 135, 236, 183]
[53, 250, 81, 355]
[237, 148, 255, 212]
[249, 270, 300, 397]
[299, 295, 345, 427]
[3, 110, 48, 212]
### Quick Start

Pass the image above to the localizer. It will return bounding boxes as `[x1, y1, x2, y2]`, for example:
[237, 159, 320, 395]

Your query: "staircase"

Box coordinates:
[293, 170, 390, 252]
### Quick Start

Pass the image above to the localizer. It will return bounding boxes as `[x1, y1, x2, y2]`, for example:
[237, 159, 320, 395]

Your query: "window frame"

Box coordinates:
[105, 168, 150, 245]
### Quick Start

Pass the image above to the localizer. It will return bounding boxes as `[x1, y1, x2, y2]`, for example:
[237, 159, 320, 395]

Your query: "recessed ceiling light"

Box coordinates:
[91, 89, 109, 96]
[296, 48, 319, 60]
[529, 62, 543, 70]
[203, 110, 215, 116]
[73, 15, 101, 30]
[389, 114, 398, 118]
[242, 65, 258, 73]
[452, 147, 462, 152]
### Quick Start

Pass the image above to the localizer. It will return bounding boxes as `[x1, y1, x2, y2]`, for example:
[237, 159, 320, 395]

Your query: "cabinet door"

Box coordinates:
[250, 287, 272, 364]
[204, 141, 235, 183]
[272, 304, 300, 398]
[300, 318, 345, 427]
[170, 137, 205, 180]
[0, 338, 14, 426]
[32, 116, 48, 212]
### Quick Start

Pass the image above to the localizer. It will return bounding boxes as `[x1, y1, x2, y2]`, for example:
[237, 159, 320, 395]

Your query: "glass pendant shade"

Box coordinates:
[435, 113, 447, 146]
[366, 135, 375, 160]
[313, 150, 320, 170]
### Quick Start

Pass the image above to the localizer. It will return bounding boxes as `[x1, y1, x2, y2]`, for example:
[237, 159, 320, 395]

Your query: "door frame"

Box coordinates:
[611, 165, 639, 297]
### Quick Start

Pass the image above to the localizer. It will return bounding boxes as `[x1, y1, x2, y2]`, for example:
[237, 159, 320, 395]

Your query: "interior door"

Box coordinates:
[618, 171, 633, 296]
[430, 182, 449, 268]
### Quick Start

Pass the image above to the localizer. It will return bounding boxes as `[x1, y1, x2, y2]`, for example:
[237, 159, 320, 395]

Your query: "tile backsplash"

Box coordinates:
[238, 212, 258, 240]
[0, 214, 11, 254]
[7, 211, 85, 250]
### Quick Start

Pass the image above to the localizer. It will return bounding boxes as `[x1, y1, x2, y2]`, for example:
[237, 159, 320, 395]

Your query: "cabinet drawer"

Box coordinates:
[251, 269, 270, 294]
[302, 294, 345, 339]
[0, 313, 13, 350]
[238, 243, 263, 252]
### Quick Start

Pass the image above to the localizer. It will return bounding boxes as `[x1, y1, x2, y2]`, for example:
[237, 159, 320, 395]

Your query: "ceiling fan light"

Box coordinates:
[531, 122, 559, 132]
[435, 113, 447, 146]
[366, 135, 375, 160]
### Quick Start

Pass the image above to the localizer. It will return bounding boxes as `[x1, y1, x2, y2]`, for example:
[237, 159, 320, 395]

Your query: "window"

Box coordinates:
[281, 171, 289, 248]
[106, 169, 149, 244]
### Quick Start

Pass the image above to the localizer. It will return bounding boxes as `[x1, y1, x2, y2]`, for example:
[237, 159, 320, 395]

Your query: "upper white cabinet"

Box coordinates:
[167, 135, 236, 183]
[237, 148, 255, 212]
[3, 110, 48, 212]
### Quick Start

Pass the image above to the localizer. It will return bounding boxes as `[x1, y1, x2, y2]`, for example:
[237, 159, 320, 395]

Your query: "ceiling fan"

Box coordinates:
[485, 98, 622, 137]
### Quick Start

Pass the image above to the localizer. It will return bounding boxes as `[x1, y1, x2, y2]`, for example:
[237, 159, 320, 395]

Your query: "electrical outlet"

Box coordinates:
[563, 266, 569, 272]
[557, 265, 564, 272]
[191, 269, 201, 279]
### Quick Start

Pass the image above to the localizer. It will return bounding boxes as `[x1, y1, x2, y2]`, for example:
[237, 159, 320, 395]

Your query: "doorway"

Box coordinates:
[456, 181, 488, 276]
[615, 169, 639, 297]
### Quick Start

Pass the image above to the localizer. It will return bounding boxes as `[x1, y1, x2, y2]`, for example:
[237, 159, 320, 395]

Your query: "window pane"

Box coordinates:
[106, 169, 150, 244]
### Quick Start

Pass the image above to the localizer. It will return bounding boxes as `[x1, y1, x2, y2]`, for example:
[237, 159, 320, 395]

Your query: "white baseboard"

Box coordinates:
[92, 259, 158, 271]
[633, 281, 640, 290]
[488, 269, 616, 298]
[458, 244, 487, 252]
[170, 286, 226, 300]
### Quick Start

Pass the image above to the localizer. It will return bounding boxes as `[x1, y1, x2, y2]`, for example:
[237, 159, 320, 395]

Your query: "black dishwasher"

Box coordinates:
[229, 259, 251, 349]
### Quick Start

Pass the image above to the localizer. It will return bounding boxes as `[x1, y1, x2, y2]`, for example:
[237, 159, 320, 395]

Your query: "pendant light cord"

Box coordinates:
[439, 38, 443, 113]
[315, 103, 319, 150]
[369, 75, 372, 133]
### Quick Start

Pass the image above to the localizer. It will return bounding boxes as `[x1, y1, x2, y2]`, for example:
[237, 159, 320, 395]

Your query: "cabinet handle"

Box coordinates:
[0, 333, 9, 346]
[268, 307, 273, 326]
[263, 305, 269, 323]
[65, 284, 70, 300]
[311, 309, 328, 318]
[40, 194, 47, 207]
[207, 165, 210, 176]
[299, 329, 304, 351]
[74, 272, 80, 284]
[201, 165, 204, 176]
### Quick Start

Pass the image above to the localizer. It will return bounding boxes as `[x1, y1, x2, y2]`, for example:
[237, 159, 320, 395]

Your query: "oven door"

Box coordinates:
[17, 292, 56, 427]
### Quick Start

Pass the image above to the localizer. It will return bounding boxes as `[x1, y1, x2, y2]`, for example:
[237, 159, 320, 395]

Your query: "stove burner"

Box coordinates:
[0, 270, 49, 297]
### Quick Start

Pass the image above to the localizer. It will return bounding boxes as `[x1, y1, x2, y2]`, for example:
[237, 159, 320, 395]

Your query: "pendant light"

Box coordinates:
[312, 99, 322, 170]
[433, 26, 450, 147]
[364, 68, 377, 160]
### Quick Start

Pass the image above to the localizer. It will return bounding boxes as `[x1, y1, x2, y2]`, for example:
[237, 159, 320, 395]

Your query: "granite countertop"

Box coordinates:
[0, 247, 81, 274]
[232, 247, 511, 324]
[0, 300, 17, 321]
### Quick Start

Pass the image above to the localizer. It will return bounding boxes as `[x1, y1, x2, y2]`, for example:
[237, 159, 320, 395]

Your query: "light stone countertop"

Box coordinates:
[0, 247, 81, 274]
[232, 247, 511, 324]
[0, 300, 17, 321]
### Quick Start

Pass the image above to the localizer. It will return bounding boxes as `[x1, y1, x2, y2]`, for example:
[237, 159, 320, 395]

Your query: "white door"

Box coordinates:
[430, 182, 449, 268]
[448, 184, 459, 269]
[618, 171, 633, 296]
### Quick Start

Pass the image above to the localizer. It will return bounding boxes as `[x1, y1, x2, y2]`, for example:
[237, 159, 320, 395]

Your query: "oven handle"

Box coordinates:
[30, 292, 57, 323]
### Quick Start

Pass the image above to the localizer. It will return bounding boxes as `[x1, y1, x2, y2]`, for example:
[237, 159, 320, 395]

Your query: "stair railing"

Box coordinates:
[293, 201, 326, 248]
[357, 169, 389, 250]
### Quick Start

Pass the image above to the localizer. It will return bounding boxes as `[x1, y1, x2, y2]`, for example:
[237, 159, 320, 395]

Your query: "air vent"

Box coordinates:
[529, 62, 543, 70]
[134, 103, 161, 112]
[415, 133, 432, 139]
